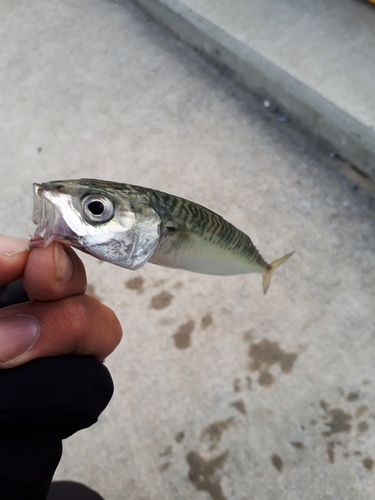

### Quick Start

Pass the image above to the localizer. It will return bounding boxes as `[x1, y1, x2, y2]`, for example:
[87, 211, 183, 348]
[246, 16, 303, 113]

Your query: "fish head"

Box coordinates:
[31, 179, 161, 270]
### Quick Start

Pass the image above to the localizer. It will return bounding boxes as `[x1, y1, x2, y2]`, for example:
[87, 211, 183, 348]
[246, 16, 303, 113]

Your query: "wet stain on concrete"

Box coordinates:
[357, 421, 369, 433]
[356, 405, 368, 418]
[150, 290, 174, 309]
[159, 462, 171, 472]
[186, 450, 229, 500]
[346, 392, 359, 402]
[201, 418, 234, 448]
[174, 431, 185, 443]
[233, 376, 251, 392]
[230, 400, 247, 415]
[290, 441, 304, 449]
[201, 313, 213, 329]
[319, 399, 352, 464]
[173, 320, 195, 349]
[318, 394, 375, 466]
[159, 446, 172, 457]
[173, 281, 183, 289]
[362, 457, 374, 471]
[271, 453, 283, 472]
[243, 329, 255, 342]
[320, 402, 352, 436]
[125, 276, 144, 293]
[233, 378, 241, 392]
[326, 441, 335, 463]
[86, 283, 101, 301]
[248, 339, 298, 387]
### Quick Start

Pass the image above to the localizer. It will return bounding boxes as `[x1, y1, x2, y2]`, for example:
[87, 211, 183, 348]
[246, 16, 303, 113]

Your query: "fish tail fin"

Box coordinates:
[262, 251, 294, 295]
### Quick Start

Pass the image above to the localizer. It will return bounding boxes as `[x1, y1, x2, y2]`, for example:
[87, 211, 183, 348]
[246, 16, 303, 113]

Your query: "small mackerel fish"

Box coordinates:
[30, 179, 293, 294]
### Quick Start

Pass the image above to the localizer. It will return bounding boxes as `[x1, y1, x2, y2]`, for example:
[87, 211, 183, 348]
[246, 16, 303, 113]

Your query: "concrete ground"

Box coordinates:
[0, 1, 374, 499]
[128, 0, 375, 184]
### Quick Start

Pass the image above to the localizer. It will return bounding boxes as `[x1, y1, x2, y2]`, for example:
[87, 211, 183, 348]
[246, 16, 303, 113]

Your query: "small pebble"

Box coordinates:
[329, 152, 340, 159]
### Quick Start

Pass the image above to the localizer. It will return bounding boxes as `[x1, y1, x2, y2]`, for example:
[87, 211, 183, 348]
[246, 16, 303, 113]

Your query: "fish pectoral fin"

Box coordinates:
[262, 251, 294, 294]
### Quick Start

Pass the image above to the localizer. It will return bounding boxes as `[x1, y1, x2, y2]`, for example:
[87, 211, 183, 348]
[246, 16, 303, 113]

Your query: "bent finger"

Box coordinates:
[23, 242, 87, 301]
[0, 236, 30, 286]
[0, 295, 122, 368]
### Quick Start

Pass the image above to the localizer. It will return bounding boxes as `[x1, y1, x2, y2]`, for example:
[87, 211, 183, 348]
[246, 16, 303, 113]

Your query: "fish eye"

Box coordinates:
[82, 194, 114, 223]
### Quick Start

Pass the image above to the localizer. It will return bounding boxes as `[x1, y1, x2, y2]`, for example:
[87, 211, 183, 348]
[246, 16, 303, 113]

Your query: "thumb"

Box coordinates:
[0, 295, 122, 368]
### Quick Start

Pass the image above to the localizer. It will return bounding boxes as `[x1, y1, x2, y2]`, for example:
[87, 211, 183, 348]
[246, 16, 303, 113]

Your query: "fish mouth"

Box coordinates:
[30, 184, 80, 249]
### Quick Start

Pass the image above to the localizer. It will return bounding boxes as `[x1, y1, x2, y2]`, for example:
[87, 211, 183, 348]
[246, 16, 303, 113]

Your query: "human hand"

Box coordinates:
[0, 235, 122, 368]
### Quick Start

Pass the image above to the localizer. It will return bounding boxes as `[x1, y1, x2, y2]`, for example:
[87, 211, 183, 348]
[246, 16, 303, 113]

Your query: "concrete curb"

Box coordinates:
[124, 0, 375, 184]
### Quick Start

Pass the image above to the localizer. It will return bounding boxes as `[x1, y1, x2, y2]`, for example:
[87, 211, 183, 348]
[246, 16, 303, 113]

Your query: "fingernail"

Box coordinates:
[0, 235, 30, 256]
[0, 315, 39, 362]
[55, 244, 73, 283]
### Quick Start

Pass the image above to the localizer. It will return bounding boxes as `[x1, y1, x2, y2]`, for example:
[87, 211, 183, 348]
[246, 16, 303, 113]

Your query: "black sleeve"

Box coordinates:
[0, 281, 114, 500]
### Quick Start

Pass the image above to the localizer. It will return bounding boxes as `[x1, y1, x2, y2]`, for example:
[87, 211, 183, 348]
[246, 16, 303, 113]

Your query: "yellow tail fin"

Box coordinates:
[262, 251, 294, 295]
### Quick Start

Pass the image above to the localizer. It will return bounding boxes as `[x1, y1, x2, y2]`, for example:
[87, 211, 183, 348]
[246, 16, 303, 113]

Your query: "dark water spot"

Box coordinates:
[159, 446, 172, 457]
[357, 421, 369, 433]
[343, 452, 350, 458]
[356, 405, 368, 418]
[150, 290, 173, 309]
[320, 399, 329, 413]
[326, 441, 335, 463]
[201, 418, 234, 447]
[173, 320, 195, 349]
[271, 454, 283, 472]
[174, 431, 185, 443]
[173, 281, 183, 289]
[243, 329, 254, 342]
[230, 400, 247, 415]
[248, 339, 297, 387]
[233, 378, 241, 392]
[310, 420, 317, 425]
[354, 450, 362, 456]
[346, 392, 359, 402]
[363, 457, 374, 470]
[246, 376, 252, 390]
[37, 147, 42, 153]
[125, 276, 144, 293]
[362, 379, 370, 386]
[322, 408, 352, 436]
[186, 450, 229, 500]
[86, 283, 101, 301]
[290, 441, 304, 449]
[159, 462, 171, 472]
[201, 313, 213, 329]
[258, 371, 274, 387]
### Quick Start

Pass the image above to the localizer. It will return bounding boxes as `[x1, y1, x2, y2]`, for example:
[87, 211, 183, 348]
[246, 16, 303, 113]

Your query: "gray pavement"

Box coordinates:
[128, 0, 375, 184]
[1, 1, 375, 499]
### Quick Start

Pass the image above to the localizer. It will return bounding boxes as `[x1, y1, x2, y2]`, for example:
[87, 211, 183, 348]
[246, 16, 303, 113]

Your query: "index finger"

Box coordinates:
[0, 236, 30, 286]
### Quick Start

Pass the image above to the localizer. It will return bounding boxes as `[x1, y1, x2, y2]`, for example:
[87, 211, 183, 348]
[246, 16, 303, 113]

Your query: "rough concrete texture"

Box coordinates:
[128, 0, 375, 183]
[1, 1, 375, 499]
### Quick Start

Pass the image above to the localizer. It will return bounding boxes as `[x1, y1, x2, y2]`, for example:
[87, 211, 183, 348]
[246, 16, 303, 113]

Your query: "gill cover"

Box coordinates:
[31, 183, 161, 270]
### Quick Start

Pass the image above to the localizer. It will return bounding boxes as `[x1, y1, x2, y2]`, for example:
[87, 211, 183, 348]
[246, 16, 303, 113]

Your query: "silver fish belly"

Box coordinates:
[30, 179, 293, 293]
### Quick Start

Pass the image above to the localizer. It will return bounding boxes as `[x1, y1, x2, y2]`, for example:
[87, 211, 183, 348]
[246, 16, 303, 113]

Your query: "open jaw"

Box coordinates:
[29, 184, 81, 249]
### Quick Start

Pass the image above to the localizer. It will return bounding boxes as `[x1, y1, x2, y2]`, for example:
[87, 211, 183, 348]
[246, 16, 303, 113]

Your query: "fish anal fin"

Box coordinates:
[262, 251, 294, 294]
